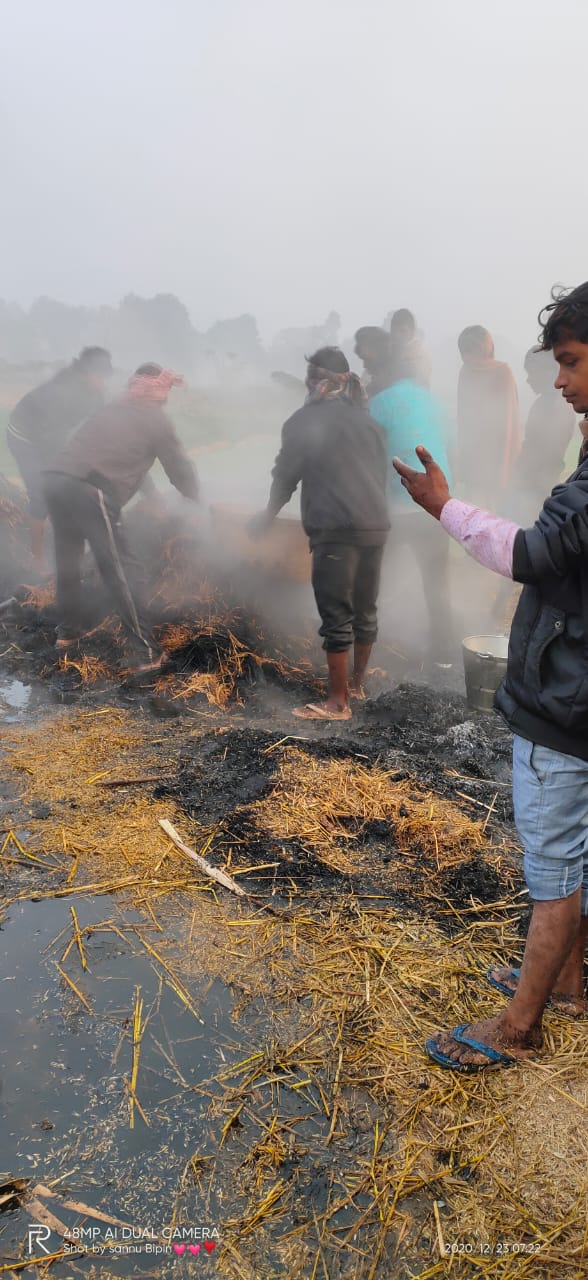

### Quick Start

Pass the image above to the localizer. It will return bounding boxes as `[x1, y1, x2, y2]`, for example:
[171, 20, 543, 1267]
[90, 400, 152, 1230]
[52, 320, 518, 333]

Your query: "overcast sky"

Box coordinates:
[2, 0, 587, 346]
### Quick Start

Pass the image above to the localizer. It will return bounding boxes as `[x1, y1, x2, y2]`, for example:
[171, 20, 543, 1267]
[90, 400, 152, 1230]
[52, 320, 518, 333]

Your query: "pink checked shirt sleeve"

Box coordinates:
[440, 499, 520, 578]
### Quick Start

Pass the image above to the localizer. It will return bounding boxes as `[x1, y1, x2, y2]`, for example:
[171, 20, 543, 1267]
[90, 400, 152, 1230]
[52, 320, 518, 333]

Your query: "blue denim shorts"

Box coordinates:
[513, 735, 588, 912]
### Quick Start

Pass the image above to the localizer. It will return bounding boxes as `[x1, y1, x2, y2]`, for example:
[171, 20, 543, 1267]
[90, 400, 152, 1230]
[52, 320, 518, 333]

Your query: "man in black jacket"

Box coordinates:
[393, 282, 588, 1071]
[7, 347, 112, 574]
[252, 347, 390, 720]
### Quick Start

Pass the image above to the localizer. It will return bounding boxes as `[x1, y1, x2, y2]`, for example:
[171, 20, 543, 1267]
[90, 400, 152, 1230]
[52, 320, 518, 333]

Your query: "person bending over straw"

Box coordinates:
[43, 364, 199, 673]
[393, 282, 588, 1072]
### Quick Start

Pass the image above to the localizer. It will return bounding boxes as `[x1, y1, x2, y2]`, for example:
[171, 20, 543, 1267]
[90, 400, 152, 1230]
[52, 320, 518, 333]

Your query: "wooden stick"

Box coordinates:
[0, 1253, 82, 1273]
[99, 775, 164, 788]
[23, 1197, 72, 1243]
[129, 986, 147, 1129]
[482, 791, 499, 834]
[158, 819, 247, 897]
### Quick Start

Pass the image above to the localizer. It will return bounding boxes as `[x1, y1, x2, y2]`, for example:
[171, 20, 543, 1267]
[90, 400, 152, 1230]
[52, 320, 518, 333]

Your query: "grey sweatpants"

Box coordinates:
[43, 472, 157, 662]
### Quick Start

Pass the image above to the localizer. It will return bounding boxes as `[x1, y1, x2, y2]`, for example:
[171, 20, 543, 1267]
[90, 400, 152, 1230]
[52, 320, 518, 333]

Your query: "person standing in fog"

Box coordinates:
[251, 347, 390, 720]
[369, 376, 455, 666]
[354, 327, 395, 396]
[388, 309, 432, 388]
[492, 347, 576, 626]
[509, 347, 576, 523]
[457, 326, 520, 509]
[6, 347, 113, 575]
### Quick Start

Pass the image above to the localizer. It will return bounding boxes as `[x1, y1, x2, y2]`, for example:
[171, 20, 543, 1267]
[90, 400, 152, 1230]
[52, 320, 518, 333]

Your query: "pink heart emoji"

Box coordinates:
[173, 1243, 186, 1256]
[204, 1241, 216, 1254]
[189, 1245, 201, 1256]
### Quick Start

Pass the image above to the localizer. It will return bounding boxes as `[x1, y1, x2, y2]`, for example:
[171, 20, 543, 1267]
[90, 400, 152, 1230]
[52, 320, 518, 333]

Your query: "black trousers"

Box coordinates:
[311, 541, 384, 653]
[43, 472, 157, 661]
[387, 511, 453, 652]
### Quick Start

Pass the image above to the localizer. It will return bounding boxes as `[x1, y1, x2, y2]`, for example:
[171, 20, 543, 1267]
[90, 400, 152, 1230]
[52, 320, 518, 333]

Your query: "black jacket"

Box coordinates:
[269, 398, 390, 546]
[8, 370, 104, 465]
[495, 458, 588, 759]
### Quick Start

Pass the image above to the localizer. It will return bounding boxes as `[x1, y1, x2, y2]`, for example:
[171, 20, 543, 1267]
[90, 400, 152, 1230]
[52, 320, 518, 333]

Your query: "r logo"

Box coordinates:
[28, 1224, 52, 1255]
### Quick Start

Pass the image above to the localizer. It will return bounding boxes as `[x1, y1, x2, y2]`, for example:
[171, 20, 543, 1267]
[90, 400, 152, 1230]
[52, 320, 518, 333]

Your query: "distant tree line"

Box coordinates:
[0, 293, 342, 381]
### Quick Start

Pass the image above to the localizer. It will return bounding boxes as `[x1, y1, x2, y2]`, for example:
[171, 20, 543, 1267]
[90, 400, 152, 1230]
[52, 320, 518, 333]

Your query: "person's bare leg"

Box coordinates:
[434, 890, 582, 1066]
[550, 913, 588, 1000]
[490, 911, 588, 1011]
[325, 650, 350, 713]
[30, 517, 49, 575]
[349, 642, 372, 697]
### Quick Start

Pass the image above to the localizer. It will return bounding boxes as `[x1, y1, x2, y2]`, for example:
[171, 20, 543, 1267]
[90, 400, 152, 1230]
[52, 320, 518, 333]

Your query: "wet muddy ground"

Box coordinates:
[0, 637, 526, 1279]
[0, 894, 235, 1277]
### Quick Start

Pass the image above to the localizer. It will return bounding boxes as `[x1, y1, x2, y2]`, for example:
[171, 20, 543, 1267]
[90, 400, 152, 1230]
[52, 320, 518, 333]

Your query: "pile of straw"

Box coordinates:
[251, 748, 518, 893]
[22, 580, 56, 608]
[3, 709, 191, 890]
[159, 614, 320, 707]
[57, 653, 113, 684]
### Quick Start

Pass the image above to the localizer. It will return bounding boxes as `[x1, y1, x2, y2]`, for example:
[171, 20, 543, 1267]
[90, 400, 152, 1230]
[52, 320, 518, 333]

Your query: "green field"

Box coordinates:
[0, 382, 289, 491]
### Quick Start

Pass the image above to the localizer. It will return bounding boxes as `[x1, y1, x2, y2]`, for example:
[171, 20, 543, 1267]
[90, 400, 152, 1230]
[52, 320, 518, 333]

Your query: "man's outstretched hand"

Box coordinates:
[392, 446, 451, 520]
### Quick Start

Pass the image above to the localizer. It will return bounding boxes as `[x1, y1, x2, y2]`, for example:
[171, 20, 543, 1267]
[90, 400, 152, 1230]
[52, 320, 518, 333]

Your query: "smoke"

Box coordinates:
[3, 318, 579, 695]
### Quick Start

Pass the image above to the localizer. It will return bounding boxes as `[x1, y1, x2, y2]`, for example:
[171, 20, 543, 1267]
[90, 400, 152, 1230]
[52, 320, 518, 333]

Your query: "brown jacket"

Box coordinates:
[46, 398, 198, 509]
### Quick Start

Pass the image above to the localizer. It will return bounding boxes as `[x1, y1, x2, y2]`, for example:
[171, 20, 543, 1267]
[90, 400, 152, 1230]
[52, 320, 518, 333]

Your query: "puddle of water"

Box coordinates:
[0, 678, 31, 719]
[0, 897, 235, 1275]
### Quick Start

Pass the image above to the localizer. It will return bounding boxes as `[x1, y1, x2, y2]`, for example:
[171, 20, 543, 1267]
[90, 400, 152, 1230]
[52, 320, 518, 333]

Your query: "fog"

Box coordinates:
[2, 0, 586, 673]
[2, 0, 588, 349]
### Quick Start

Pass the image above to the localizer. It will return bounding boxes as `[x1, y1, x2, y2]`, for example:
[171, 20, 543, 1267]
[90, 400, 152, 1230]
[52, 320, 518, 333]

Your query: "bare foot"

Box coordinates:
[349, 681, 366, 700]
[489, 966, 587, 1018]
[431, 1013, 542, 1068]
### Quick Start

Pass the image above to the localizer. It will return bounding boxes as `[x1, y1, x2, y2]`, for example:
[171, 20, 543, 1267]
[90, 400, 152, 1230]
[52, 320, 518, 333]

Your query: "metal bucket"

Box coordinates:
[462, 634, 509, 713]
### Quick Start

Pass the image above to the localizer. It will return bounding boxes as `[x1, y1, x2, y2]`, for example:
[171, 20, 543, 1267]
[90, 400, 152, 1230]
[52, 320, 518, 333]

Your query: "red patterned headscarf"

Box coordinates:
[306, 365, 367, 408]
[124, 368, 184, 403]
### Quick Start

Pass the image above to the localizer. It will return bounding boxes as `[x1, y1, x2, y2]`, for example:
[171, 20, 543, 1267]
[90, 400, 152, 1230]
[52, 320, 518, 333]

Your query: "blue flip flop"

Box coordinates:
[486, 966, 521, 998]
[425, 1022, 515, 1072]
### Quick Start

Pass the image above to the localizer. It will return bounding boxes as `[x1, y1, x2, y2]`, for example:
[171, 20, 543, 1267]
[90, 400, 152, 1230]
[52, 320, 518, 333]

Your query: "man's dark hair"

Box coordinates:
[134, 362, 163, 377]
[457, 325, 492, 358]
[306, 346, 349, 374]
[540, 283, 588, 350]
[355, 326, 390, 356]
[74, 346, 112, 373]
[390, 308, 415, 336]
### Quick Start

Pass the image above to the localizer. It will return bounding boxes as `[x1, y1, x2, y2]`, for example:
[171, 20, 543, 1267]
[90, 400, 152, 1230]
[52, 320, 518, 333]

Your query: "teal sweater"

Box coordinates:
[369, 380, 452, 512]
